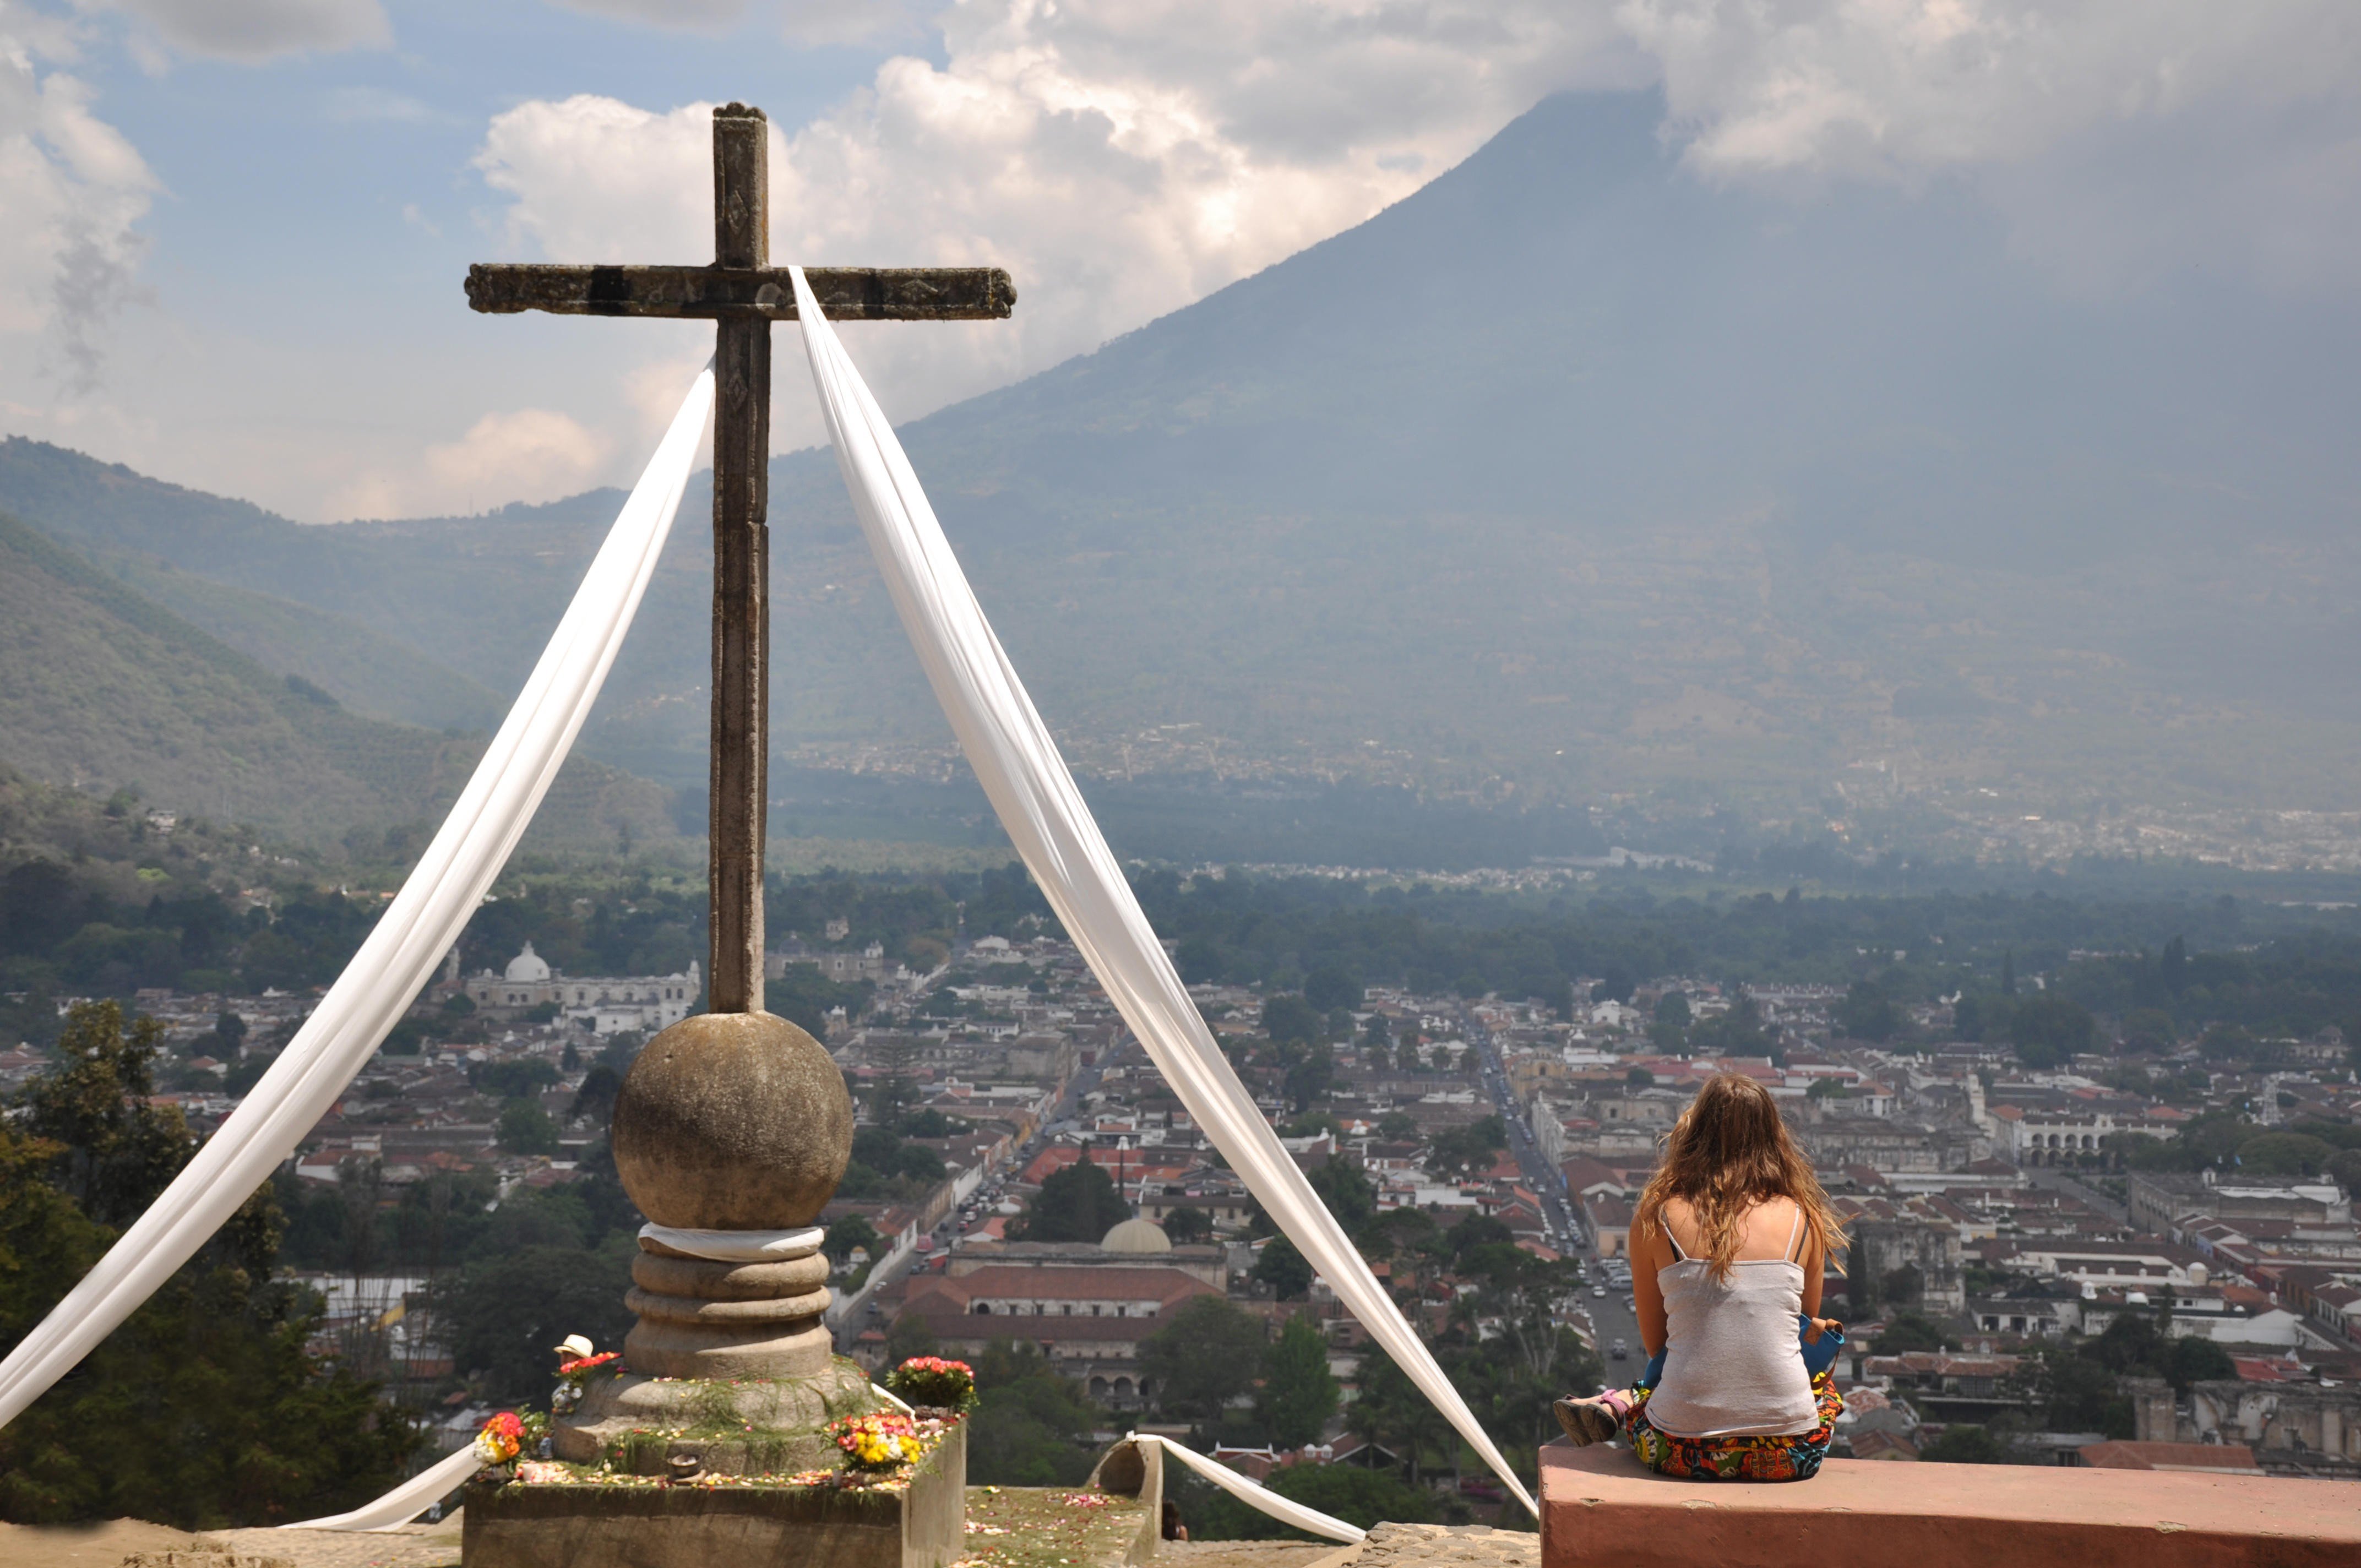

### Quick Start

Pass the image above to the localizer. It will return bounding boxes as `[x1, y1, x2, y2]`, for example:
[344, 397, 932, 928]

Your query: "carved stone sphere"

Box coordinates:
[611, 1011, 852, 1229]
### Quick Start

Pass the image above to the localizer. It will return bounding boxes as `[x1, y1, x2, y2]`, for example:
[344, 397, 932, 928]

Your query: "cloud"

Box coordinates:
[1624, 1, 2358, 175]
[329, 407, 610, 519]
[472, 2, 1637, 450]
[1623, 0, 2361, 288]
[0, 20, 157, 394]
[541, 0, 935, 47]
[89, 0, 390, 62]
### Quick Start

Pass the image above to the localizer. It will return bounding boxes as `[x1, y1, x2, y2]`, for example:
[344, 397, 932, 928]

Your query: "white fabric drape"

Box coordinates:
[1133, 1435, 1367, 1545]
[0, 368, 716, 1434]
[786, 268, 1538, 1518]
[638, 1223, 823, 1261]
[282, 1444, 480, 1532]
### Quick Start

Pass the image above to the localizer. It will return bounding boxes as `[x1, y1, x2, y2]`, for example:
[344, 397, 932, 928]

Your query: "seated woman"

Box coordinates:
[1554, 1072, 1846, 1481]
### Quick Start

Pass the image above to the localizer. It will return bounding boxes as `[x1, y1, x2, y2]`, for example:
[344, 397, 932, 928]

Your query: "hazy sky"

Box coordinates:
[2, 1, 2357, 522]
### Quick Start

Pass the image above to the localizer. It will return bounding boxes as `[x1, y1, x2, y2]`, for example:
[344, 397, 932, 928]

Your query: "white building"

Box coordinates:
[464, 943, 699, 1036]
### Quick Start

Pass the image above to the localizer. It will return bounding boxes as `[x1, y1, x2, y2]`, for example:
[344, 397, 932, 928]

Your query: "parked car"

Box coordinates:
[1609, 1338, 1629, 1359]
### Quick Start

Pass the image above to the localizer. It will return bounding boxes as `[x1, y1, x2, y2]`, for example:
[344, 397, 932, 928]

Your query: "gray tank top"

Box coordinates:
[1644, 1204, 1819, 1439]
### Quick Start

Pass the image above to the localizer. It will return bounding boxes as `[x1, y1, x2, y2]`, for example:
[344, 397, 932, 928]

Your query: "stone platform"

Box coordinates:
[463, 1420, 964, 1568]
[1539, 1437, 2361, 1568]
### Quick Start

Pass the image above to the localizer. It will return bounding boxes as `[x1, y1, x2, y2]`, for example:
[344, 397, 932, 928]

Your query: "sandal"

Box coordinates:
[1554, 1395, 1622, 1446]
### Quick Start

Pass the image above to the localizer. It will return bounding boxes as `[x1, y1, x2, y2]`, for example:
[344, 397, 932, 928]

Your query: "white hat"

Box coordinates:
[553, 1334, 596, 1359]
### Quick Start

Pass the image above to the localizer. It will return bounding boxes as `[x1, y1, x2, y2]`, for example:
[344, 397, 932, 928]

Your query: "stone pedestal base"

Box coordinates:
[623, 1236, 833, 1380]
[465, 1422, 965, 1568]
[553, 1358, 880, 1474]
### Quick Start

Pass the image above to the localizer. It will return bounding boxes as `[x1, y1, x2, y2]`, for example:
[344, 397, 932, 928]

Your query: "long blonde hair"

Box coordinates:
[1635, 1072, 1846, 1282]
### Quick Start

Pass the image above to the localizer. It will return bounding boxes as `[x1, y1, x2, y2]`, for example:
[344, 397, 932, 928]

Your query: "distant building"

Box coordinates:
[2127, 1170, 2352, 1238]
[463, 943, 699, 1035]
[900, 1221, 1226, 1409]
[770, 939, 889, 984]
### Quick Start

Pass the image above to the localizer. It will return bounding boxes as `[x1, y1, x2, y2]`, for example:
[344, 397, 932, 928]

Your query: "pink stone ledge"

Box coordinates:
[1539, 1438, 2361, 1568]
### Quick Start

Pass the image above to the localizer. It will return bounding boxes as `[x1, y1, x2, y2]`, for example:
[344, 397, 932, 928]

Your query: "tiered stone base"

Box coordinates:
[551, 1358, 880, 1474]
[467, 1417, 965, 1568]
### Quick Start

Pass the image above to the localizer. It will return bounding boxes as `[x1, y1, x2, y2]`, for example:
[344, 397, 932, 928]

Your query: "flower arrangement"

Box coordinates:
[551, 1348, 622, 1414]
[884, 1355, 977, 1412]
[560, 1350, 622, 1380]
[474, 1409, 551, 1470]
[830, 1412, 923, 1472]
[475, 1411, 528, 1466]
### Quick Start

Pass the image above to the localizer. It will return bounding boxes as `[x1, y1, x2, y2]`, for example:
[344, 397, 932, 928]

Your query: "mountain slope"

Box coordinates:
[0, 510, 674, 851]
[7, 90, 2361, 854]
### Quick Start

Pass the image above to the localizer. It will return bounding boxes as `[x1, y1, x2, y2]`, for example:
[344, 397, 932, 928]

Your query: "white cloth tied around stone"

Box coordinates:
[786, 267, 1539, 1520]
[1130, 1434, 1366, 1544]
[638, 1223, 824, 1260]
[0, 369, 714, 1464]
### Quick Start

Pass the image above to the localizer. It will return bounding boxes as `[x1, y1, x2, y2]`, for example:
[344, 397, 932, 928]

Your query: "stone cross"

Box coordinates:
[467, 101, 1014, 1015]
[467, 104, 1012, 1399]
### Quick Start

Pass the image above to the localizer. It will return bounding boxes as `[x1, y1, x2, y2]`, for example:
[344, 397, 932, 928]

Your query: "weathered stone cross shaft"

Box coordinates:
[466, 101, 1014, 1015]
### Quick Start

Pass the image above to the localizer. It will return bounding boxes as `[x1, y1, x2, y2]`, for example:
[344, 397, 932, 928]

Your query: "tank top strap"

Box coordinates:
[1662, 1214, 1688, 1261]
[1783, 1203, 1805, 1262]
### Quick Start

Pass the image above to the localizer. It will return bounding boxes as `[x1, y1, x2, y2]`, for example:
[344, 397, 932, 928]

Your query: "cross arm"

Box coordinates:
[464, 264, 1015, 320]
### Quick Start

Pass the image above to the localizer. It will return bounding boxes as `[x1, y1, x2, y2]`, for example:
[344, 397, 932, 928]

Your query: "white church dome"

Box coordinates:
[504, 942, 552, 983]
[1101, 1218, 1172, 1254]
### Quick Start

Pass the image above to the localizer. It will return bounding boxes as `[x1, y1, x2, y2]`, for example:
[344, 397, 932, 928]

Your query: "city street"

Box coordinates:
[1461, 1008, 1647, 1371]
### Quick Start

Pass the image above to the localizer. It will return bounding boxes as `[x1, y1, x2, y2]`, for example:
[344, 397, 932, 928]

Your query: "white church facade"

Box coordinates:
[463, 942, 701, 1036]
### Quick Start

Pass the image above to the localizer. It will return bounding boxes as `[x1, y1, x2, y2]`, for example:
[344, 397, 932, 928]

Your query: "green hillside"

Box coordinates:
[98, 554, 502, 731]
[0, 510, 674, 852]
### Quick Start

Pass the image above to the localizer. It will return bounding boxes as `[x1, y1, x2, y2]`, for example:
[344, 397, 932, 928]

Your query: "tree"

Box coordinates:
[1263, 994, 1323, 1046]
[1377, 1110, 1418, 1141]
[866, 1031, 921, 1133]
[1, 1004, 418, 1527]
[1304, 966, 1365, 1013]
[1870, 1310, 1950, 1353]
[569, 1063, 622, 1126]
[1362, 1013, 1392, 1052]
[824, 1214, 883, 1264]
[1256, 1314, 1340, 1447]
[1141, 1296, 1266, 1423]
[16, 1001, 191, 1227]
[1446, 1213, 1516, 1260]
[1282, 1042, 1337, 1110]
[1919, 1425, 2005, 1463]
[1348, 1344, 1454, 1487]
[1162, 1205, 1214, 1244]
[2010, 995, 2097, 1069]
[496, 1099, 559, 1156]
[434, 1241, 637, 1401]
[1011, 1155, 1129, 1243]
[1252, 1235, 1315, 1299]
[967, 1340, 1101, 1485]
[2238, 1133, 2335, 1175]
[2120, 1008, 2175, 1052]
[884, 1311, 938, 1364]
[1835, 981, 1898, 1043]
[1306, 1158, 1377, 1234]
[1428, 1116, 1508, 1179]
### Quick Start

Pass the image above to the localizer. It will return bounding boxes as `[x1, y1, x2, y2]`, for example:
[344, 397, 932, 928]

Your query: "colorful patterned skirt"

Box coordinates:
[1624, 1370, 1845, 1482]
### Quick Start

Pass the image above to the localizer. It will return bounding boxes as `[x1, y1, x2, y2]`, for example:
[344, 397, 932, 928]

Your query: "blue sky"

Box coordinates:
[3, 1, 2355, 521]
